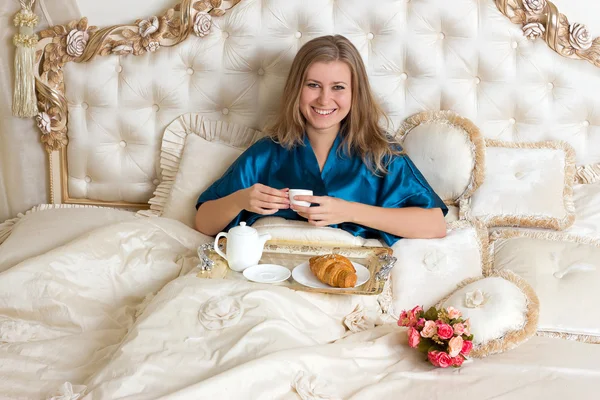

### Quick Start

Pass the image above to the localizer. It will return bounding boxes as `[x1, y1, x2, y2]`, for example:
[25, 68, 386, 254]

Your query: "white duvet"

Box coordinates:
[0, 217, 599, 400]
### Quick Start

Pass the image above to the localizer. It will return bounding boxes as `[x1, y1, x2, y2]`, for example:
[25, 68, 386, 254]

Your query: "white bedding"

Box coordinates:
[0, 216, 598, 400]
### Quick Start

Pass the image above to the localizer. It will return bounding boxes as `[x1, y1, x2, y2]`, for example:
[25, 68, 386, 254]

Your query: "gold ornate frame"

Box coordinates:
[495, 0, 599, 68]
[31, 0, 240, 207]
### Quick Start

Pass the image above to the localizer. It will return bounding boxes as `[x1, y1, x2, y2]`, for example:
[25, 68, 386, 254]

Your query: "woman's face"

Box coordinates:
[299, 61, 352, 138]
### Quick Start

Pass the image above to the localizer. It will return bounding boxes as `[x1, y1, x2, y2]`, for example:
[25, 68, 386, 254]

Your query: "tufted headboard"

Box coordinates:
[30, 0, 600, 208]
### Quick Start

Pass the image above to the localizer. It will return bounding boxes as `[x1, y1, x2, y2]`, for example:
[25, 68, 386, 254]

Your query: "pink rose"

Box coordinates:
[420, 320, 437, 338]
[437, 323, 454, 340]
[446, 306, 461, 319]
[398, 311, 409, 327]
[451, 355, 464, 367]
[448, 336, 464, 357]
[428, 351, 451, 368]
[461, 340, 473, 356]
[463, 319, 471, 335]
[416, 318, 425, 329]
[427, 351, 440, 367]
[453, 323, 465, 336]
[407, 305, 423, 326]
[408, 327, 421, 348]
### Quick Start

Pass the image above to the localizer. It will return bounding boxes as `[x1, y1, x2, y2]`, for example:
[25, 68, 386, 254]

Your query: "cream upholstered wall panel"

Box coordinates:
[56, 0, 600, 204]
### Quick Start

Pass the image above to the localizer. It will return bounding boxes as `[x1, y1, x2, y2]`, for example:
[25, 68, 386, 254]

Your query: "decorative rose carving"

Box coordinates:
[343, 304, 374, 333]
[36, 112, 52, 134]
[464, 289, 486, 308]
[523, 22, 545, 40]
[194, 12, 212, 37]
[292, 371, 337, 400]
[66, 29, 89, 57]
[112, 44, 134, 55]
[145, 41, 160, 52]
[46, 382, 86, 400]
[569, 23, 593, 51]
[198, 296, 244, 330]
[523, 0, 546, 15]
[138, 16, 159, 38]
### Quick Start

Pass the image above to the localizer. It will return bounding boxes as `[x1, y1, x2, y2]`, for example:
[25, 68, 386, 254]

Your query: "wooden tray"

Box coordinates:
[196, 240, 396, 295]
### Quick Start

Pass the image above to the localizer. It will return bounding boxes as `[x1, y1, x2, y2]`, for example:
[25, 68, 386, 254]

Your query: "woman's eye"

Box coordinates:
[333, 85, 345, 90]
[307, 83, 319, 88]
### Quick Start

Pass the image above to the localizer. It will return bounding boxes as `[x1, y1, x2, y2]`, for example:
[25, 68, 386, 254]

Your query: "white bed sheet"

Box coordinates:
[0, 215, 597, 400]
[0, 206, 136, 272]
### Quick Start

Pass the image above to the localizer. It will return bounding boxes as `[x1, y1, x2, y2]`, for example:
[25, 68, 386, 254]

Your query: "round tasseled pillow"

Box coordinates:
[396, 110, 485, 205]
[436, 270, 539, 358]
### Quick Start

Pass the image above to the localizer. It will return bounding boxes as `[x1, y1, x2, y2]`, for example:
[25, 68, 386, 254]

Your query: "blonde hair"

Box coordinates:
[265, 35, 402, 175]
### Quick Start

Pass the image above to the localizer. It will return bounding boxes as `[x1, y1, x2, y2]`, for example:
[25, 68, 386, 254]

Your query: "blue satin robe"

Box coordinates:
[196, 134, 447, 246]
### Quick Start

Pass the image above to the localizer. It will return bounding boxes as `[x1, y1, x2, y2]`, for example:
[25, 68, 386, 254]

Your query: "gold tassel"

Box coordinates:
[12, 0, 39, 118]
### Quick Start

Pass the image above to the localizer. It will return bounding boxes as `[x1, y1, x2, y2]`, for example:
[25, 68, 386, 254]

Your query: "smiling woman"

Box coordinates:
[194, 35, 448, 244]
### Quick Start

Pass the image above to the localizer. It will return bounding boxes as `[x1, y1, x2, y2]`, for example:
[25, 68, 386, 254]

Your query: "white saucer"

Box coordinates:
[243, 264, 291, 284]
[291, 260, 370, 289]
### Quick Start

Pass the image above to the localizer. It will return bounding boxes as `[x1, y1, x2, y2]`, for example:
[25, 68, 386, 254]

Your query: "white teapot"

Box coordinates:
[214, 222, 271, 272]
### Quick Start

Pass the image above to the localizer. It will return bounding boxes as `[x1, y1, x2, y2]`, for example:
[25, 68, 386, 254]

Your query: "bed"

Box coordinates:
[1, 0, 600, 398]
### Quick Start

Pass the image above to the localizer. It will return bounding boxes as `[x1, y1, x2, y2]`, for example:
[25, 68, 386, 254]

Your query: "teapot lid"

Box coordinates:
[229, 221, 256, 236]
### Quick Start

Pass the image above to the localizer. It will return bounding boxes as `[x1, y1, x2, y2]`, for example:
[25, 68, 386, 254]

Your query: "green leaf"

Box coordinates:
[424, 307, 438, 321]
[417, 338, 433, 353]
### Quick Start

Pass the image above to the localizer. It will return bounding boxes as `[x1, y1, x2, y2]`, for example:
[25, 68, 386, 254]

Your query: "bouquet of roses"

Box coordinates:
[398, 305, 474, 368]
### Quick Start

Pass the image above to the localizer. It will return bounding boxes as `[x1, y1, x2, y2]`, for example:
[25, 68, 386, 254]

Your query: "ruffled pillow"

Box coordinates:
[385, 220, 489, 318]
[437, 269, 539, 358]
[138, 114, 262, 228]
[460, 140, 576, 230]
[397, 110, 485, 205]
[490, 229, 600, 343]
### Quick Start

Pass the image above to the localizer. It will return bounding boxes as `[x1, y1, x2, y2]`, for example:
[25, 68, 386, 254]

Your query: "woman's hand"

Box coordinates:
[291, 195, 355, 226]
[235, 184, 290, 215]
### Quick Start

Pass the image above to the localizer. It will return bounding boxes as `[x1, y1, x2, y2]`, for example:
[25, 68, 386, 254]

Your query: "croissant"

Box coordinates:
[309, 254, 357, 288]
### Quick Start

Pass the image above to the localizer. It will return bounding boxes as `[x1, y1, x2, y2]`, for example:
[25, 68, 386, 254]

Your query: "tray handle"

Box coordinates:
[375, 253, 397, 281]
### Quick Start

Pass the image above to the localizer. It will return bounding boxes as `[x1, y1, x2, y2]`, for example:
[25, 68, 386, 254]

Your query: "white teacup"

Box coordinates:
[289, 189, 313, 208]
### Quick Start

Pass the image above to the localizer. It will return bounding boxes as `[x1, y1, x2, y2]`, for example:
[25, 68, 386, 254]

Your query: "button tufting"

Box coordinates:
[119, 140, 127, 148]
[257, 68, 265, 76]
[400, 72, 408, 80]
[583, 120, 590, 127]
[438, 32, 445, 40]
[82, 102, 89, 110]
[116, 65, 123, 73]
[511, 41, 518, 49]
[295, 31, 302, 39]
[84, 176, 91, 183]
[153, 179, 160, 185]
[367, 32, 374, 40]
[547, 82, 554, 89]
[222, 107, 230, 115]
[187, 67, 194, 75]
[222, 31, 230, 39]
[152, 104, 160, 111]
[474, 77, 481, 84]
[509, 118, 516, 124]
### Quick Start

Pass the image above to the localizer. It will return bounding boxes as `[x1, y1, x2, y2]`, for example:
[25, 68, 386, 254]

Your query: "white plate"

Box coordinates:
[291, 260, 370, 289]
[243, 264, 291, 284]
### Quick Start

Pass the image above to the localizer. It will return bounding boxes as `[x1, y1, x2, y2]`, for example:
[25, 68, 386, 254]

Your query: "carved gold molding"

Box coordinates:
[495, 0, 600, 68]
[32, 0, 240, 153]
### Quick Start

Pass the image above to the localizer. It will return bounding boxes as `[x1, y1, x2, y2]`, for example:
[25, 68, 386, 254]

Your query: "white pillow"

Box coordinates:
[138, 114, 262, 227]
[252, 217, 383, 247]
[437, 269, 539, 358]
[490, 229, 600, 343]
[0, 205, 135, 272]
[386, 220, 489, 318]
[397, 110, 485, 205]
[460, 140, 576, 230]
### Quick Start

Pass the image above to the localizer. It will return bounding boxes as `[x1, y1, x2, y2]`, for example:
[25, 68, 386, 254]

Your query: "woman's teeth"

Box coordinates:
[313, 107, 335, 115]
